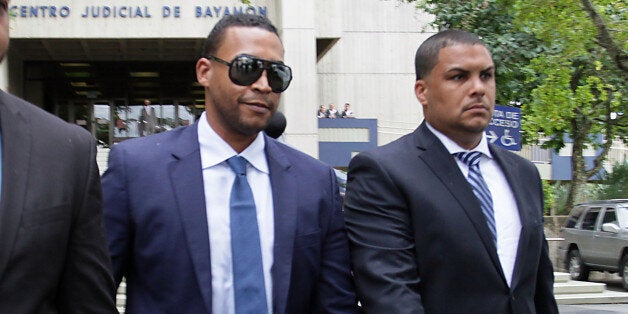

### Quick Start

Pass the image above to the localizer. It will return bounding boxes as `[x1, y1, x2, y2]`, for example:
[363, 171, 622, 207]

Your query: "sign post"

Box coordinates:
[486, 105, 521, 151]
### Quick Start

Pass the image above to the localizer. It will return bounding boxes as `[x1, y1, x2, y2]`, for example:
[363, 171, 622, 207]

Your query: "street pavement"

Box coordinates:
[559, 303, 628, 313]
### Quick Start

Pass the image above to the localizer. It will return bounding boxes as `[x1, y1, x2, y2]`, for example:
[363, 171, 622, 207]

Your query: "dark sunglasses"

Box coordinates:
[206, 54, 292, 93]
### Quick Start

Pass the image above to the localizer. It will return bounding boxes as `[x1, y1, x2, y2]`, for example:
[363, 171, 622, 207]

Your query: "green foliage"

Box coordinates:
[405, 0, 626, 210]
[542, 180, 555, 215]
[597, 162, 628, 199]
[549, 182, 607, 215]
[514, 0, 626, 149]
[407, 0, 546, 106]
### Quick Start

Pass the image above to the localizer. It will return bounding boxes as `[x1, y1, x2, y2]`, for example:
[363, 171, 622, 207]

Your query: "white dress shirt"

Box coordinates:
[426, 122, 522, 286]
[198, 112, 274, 313]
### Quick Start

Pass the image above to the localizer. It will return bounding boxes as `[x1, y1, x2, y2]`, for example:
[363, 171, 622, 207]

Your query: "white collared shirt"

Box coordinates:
[426, 122, 522, 286]
[198, 112, 274, 313]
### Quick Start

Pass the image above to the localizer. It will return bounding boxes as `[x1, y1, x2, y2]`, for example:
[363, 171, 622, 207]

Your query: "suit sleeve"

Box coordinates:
[533, 176, 559, 314]
[313, 167, 360, 313]
[343, 152, 423, 314]
[57, 136, 118, 313]
[101, 144, 132, 285]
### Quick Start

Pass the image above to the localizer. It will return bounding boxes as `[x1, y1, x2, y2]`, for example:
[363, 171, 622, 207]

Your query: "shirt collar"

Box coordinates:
[197, 111, 269, 173]
[425, 121, 492, 158]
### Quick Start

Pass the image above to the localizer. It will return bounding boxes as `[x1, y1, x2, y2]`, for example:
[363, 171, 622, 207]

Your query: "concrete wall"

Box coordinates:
[316, 0, 434, 146]
[276, 0, 319, 157]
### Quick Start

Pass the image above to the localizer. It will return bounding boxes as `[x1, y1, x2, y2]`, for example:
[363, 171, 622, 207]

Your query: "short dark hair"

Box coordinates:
[414, 29, 488, 80]
[200, 14, 280, 58]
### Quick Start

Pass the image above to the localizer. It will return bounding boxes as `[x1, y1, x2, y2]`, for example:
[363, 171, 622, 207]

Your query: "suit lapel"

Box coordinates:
[265, 138, 297, 314]
[168, 123, 213, 313]
[0, 93, 32, 278]
[415, 123, 504, 277]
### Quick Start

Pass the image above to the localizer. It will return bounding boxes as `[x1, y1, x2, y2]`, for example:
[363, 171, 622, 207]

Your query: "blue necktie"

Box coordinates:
[226, 156, 267, 314]
[454, 152, 497, 244]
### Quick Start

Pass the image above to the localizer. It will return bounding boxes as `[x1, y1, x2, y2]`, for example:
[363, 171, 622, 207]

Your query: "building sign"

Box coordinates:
[486, 105, 521, 151]
[10, 0, 272, 39]
[10, 4, 267, 19]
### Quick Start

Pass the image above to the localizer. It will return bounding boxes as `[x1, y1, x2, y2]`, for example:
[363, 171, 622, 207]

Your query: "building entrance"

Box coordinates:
[11, 38, 207, 145]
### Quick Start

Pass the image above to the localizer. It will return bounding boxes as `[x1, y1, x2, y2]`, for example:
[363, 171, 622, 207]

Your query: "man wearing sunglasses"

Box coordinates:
[102, 13, 358, 314]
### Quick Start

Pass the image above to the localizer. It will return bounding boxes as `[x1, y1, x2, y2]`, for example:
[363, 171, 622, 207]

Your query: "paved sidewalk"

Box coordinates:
[559, 303, 628, 313]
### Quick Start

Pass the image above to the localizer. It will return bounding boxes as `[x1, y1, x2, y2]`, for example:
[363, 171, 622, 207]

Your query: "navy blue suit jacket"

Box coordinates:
[102, 122, 357, 313]
[344, 122, 558, 314]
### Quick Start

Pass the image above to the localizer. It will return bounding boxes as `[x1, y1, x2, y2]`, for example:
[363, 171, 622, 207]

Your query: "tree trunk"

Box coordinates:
[564, 119, 589, 212]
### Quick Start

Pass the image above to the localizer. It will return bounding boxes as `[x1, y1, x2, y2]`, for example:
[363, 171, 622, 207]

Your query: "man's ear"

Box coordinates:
[414, 79, 428, 105]
[196, 57, 211, 87]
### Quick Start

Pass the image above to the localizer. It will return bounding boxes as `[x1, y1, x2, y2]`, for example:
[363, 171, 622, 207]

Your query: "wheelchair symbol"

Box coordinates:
[500, 129, 517, 147]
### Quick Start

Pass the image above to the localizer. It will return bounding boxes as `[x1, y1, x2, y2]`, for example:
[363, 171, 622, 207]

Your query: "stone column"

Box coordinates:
[275, 0, 319, 158]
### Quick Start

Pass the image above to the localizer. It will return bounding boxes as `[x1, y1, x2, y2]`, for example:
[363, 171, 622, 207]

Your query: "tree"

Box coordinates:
[597, 162, 628, 199]
[405, 0, 627, 212]
[514, 0, 626, 211]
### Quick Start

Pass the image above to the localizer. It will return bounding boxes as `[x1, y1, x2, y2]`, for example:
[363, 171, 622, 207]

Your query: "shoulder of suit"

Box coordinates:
[0, 90, 92, 140]
[266, 137, 333, 171]
[362, 130, 418, 158]
[490, 144, 536, 169]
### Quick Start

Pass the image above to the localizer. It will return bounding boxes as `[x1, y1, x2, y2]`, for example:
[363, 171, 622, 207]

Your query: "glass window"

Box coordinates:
[580, 207, 601, 231]
[565, 205, 586, 228]
[617, 206, 628, 229]
[602, 208, 617, 226]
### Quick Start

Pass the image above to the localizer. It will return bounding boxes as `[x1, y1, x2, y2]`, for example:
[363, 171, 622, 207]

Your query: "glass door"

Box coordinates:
[92, 100, 112, 146]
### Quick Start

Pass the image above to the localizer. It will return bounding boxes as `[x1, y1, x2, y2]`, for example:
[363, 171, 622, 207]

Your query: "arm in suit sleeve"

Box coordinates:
[343, 152, 423, 314]
[57, 136, 118, 313]
[101, 144, 132, 286]
[313, 167, 360, 313]
[533, 176, 559, 314]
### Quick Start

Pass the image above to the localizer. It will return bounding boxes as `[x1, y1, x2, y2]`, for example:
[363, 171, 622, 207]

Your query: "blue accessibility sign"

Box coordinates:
[486, 105, 521, 151]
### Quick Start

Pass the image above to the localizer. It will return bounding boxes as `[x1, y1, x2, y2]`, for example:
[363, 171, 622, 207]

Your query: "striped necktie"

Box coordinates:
[454, 151, 497, 244]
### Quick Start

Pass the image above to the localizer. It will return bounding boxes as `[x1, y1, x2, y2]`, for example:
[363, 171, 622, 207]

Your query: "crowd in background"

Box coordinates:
[317, 103, 354, 118]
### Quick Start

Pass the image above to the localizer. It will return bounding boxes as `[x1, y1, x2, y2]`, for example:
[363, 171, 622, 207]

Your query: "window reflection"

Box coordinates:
[110, 101, 197, 144]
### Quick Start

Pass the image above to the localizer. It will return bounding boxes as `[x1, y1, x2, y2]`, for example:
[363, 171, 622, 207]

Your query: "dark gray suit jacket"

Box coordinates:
[344, 122, 558, 314]
[0, 90, 117, 313]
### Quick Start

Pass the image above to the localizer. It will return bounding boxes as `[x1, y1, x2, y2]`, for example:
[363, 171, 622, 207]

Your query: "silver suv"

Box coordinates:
[559, 199, 628, 290]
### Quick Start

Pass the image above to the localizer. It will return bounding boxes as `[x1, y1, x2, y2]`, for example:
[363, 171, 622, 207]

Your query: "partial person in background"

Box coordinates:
[0, 1, 117, 311]
[341, 103, 354, 118]
[326, 103, 338, 118]
[103, 13, 358, 313]
[317, 104, 328, 118]
[343, 29, 558, 313]
[138, 99, 151, 136]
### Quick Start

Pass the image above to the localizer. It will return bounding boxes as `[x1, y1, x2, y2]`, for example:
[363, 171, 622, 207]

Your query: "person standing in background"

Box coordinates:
[317, 104, 328, 118]
[138, 99, 153, 136]
[326, 103, 338, 118]
[341, 103, 354, 118]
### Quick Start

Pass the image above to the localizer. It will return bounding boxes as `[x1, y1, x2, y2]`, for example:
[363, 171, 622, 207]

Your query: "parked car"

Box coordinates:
[558, 199, 628, 290]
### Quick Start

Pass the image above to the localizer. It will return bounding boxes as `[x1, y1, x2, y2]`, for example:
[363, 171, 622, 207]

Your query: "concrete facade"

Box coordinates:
[6, 0, 433, 158]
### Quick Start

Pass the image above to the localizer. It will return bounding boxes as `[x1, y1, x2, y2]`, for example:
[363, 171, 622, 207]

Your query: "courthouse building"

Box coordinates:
[5, 0, 432, 159]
